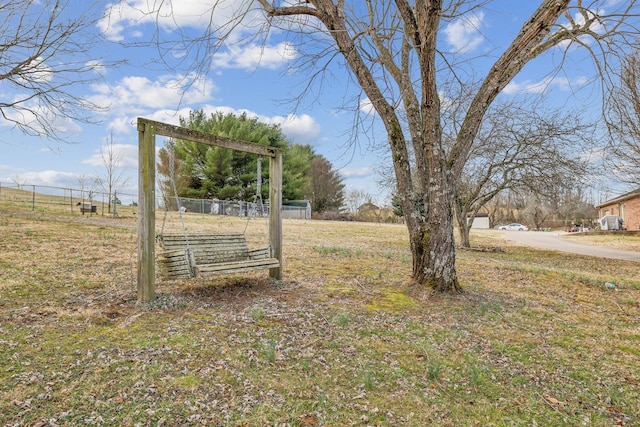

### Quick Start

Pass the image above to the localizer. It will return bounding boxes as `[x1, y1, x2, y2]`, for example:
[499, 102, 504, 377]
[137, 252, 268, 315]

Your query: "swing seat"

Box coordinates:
[157, 232, 280, 279]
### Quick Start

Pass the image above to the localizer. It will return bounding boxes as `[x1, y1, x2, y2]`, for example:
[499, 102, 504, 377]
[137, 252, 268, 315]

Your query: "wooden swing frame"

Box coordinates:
[137, 117, 283, 302]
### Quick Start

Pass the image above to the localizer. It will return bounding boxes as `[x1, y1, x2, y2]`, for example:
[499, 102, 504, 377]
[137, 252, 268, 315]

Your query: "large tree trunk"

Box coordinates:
[415, 189, 460, 292]
[403, 196, 460, 292]
[397, 189, 462, 292]
[403, 158, 461, 292]
[399, 2, 461, 292]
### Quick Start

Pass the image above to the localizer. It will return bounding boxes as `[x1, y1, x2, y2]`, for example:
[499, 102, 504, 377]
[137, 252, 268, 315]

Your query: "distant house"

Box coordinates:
[358, 202, 379, 212]
[356, 202, 402, 223]
[467, 213, 490, 229]
[595, 188, 640, 231]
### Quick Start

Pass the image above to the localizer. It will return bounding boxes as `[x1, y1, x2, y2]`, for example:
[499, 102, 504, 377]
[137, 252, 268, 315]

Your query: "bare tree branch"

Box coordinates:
[0, 0, 118, 143]
[605, 50, 640, 187]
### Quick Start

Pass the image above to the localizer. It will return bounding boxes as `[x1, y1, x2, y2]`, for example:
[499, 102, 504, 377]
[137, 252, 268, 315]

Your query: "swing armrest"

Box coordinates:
[247, 247, 272, 260]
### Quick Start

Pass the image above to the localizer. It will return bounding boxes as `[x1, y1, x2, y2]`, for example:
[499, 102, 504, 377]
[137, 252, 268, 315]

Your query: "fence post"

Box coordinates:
[32, 185, 36, 210]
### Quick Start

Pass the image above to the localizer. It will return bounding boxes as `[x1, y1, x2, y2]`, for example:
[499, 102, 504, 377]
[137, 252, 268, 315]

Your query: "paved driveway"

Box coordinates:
[501, 230, 640, 262]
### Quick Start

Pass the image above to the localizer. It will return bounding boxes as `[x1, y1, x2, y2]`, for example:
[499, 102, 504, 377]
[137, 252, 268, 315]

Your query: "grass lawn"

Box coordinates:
[1, 203, 639, 426]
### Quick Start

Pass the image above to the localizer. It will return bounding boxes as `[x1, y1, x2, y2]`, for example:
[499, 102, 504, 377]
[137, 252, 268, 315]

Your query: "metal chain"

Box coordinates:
[167, 140, 195, 277]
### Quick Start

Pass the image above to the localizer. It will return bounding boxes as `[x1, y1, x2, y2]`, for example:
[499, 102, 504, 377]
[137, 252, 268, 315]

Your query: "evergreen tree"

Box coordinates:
[160, 110, 315, 202]
[309, 155, 345, 213]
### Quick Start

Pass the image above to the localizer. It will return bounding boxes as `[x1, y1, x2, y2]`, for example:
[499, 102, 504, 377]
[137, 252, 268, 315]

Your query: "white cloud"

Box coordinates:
[0, 99, 83, 136]
[107, 116, 138, 134]
[340, 166, 373, 178]
[105, 103, 322, 148]
[575, 76, 589, 86]
[105, 105, 231, 136]
[503, 76, 586, 95]
[444, 12, 485, 53]
[144, 108, 193, 128]
[565, 8, 606, 34]
[99, 1, 213, 42]
[211, 42, 297, 70]
[83, 143, 138, 169]
[98, 1, 283, 73]
[86, 73, 216, 136]
[89, 73, 215, 114]
[19, 58, 53, 84]
[503, 80, 547, 95]
[86, 59, 107, 76]
[556, 8, 607, 49]
[16, 170, 80, 188]
[99, 0, 263, 42]
[359, 98, 376, 116]
[266, 114, 321, 146]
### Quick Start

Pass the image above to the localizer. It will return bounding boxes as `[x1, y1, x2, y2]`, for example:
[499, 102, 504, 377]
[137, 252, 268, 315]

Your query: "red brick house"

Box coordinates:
[595, 188, 640, 231]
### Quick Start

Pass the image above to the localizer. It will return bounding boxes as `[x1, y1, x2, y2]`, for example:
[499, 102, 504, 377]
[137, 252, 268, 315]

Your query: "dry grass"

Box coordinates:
[564, 232, 640, 252]
[1, 203, 639, 426]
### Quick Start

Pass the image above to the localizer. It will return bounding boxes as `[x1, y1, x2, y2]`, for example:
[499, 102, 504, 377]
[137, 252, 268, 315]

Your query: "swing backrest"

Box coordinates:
[158, 232, 250, 264]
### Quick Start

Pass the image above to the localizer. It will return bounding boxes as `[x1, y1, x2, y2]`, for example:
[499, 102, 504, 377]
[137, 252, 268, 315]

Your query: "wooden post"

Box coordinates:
[269, 151, 283, 280]
[137, 119, 156, 302]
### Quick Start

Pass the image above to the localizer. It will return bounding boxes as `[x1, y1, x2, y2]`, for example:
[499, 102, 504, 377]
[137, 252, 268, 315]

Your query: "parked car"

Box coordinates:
[499, 223, 528, 231]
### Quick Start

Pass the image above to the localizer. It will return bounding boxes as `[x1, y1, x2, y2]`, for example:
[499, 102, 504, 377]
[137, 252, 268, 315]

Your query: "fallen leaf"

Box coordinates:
[300, 413, 318, 425]
[545, 396, 560, 405]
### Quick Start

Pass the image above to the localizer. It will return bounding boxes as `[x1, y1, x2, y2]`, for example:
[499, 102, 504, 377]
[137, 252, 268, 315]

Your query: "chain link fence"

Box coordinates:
[161, 196, 268, 217]
[161, 196, 311, 219]
[0, 182, 136, 215]
[0, 182, 311, 219]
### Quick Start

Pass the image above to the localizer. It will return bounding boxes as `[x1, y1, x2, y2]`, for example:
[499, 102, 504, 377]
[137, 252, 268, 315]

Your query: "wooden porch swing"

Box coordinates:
[157, 147, 279, 279]
[137, 118, 283, 302]
[156, 232, 280, 279]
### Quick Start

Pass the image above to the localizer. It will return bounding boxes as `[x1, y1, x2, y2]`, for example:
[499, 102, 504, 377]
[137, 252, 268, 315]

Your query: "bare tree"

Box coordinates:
[0, 0, 111, 142]
[11, 174, 26, 189]
[95, 135, 129, 214]
[522, 195, 553, 231]
[606, 51, 640, 188]
[309, 155, 345, 213]
[553, 186, 599, 228]
[454, 101, 593, 247]
[344, 189, 372, 213]
[76, 173, 95, 197]
[263, 1, 640, 292]
[148, 1, 639, 292]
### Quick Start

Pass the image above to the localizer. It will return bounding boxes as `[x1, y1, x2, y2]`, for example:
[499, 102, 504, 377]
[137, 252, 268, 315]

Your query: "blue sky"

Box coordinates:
[0, 0, 628, 205]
